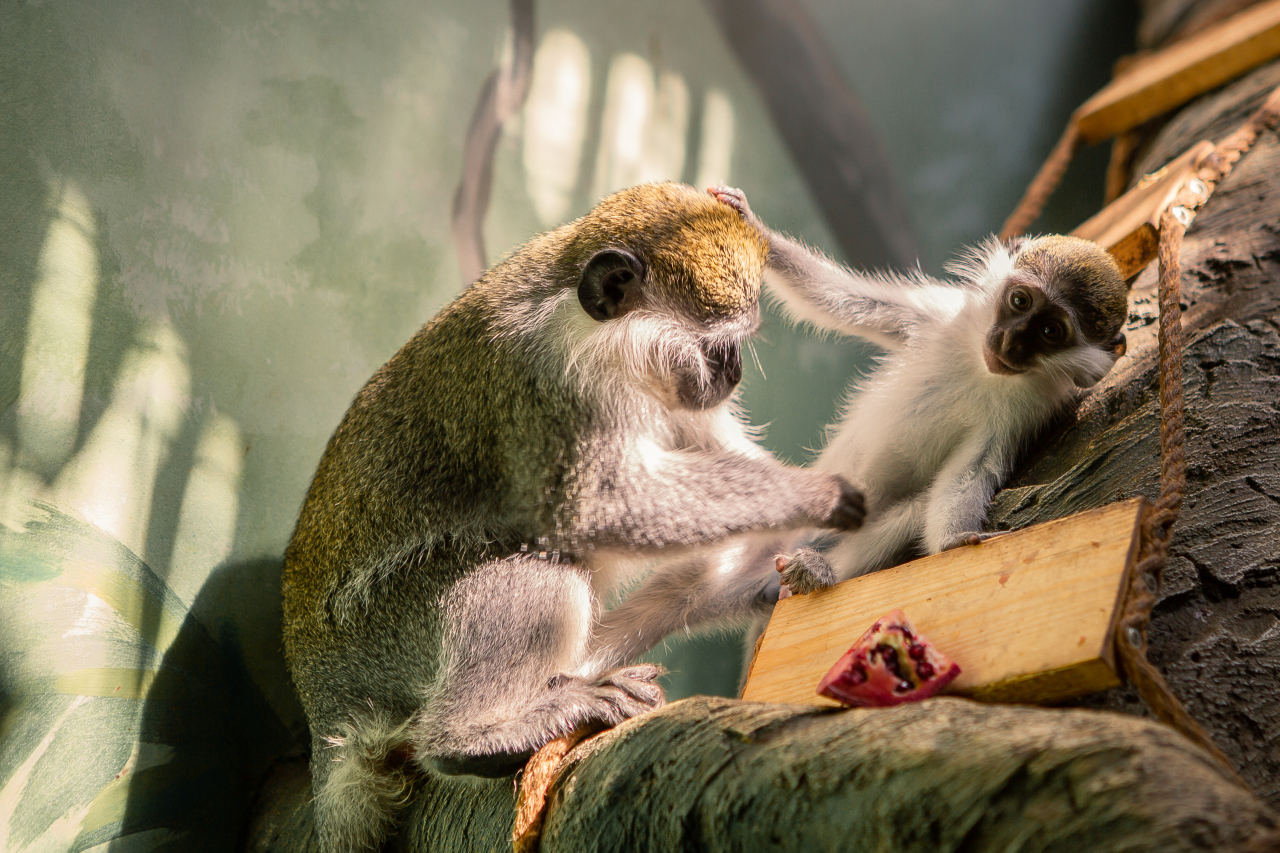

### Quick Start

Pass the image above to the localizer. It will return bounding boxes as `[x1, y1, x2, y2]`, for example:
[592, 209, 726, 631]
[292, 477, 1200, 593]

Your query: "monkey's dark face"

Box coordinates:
[674, 337, 744, 409]
[983, 278, 1079, 376]
[983, 236, 1130, 387]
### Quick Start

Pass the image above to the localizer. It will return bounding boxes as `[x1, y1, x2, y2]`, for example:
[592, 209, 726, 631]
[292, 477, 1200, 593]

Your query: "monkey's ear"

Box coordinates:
[579, 250, 644, 322]
[1110, 333, 1127, 358]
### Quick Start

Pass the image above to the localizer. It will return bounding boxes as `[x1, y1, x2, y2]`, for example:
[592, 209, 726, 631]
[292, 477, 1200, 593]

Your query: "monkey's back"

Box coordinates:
[281, 281, 584, 727]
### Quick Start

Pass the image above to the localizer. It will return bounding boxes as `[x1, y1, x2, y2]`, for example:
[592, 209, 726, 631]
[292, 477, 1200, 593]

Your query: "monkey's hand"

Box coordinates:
[552, 664, 667, 729]
[775, 548, 837, 595]
[941, 531, 1004, 551]
[707, 185, 766, 236]
[819, 476, 866, 531]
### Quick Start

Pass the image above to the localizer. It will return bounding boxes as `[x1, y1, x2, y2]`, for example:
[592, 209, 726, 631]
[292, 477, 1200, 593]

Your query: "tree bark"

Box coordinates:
[247, 696, 1277, 853]
[991, 51, 1280, 812]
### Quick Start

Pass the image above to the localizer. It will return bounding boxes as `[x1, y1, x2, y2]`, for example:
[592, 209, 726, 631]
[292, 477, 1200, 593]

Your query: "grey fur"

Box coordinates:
[282, 183, 864, 851]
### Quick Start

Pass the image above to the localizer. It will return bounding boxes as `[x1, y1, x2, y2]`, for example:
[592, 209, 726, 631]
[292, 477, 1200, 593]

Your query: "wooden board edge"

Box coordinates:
[739, 625, 772, 699]
[1111, 223, 1161, 279]
[1100, 496, 1152, 675]
[961, 657, 1122, 705]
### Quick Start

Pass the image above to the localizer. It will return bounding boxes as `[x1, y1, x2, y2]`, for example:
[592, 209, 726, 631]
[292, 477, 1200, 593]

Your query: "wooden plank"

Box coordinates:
[1074, 0, 1280, 143]
[740, 499, 1146, 707]
[1073, 140, 1216, 278]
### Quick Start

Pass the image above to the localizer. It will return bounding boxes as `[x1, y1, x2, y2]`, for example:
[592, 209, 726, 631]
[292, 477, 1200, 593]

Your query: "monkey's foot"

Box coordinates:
[941, 531, 1004, 551]
[775, 548, 837, 595]
[557, 664, 666, 729]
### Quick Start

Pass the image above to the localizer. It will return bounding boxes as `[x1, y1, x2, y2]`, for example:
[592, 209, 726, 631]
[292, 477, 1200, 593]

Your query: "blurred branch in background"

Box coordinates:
[451, 0, 536, 285]
[704, 0, 918, 270]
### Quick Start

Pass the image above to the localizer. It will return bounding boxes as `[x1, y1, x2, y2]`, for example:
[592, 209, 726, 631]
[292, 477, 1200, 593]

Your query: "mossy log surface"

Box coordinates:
[247, 696, 1277, 853]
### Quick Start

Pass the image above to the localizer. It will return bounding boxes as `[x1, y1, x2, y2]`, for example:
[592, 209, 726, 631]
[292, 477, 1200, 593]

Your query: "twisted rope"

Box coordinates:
[1112, 83, 1280, 782]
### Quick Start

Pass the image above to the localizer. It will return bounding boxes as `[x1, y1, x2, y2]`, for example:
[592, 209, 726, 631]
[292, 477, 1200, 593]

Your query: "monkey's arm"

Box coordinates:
[559, 442, 863, 555]
[920, 434, 1009, 555]
[587, 539, 785, 669]
[710, 186, 965, 350]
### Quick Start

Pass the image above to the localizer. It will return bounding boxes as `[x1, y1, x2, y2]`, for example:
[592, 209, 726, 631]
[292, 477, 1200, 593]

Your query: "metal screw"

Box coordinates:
[1144, 573, 1159, 594]
[1171, 205, 1193, 227]
[1127, 627, 1143, 648]
[1189, 178, 1208, 198]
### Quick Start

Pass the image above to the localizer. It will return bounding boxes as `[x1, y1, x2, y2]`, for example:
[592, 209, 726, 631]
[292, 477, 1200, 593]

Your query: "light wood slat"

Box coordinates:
[741, 499, 1146, 707]
[1074, 0, 1280, 143]
[1074, 140, 1217, 278]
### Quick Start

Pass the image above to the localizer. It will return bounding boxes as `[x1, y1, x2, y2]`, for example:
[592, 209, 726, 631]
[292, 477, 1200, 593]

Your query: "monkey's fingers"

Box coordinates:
[707, 185, 756, 223]
[588, 666, 667, 722]
[612, 664, 665, 684]
[776, 548, 837, 595]
[941, 531, 1003, 552]
[824, 479, 866, 531]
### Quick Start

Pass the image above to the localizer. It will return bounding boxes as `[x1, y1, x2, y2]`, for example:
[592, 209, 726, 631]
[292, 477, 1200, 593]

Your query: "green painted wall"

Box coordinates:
[0, 0, 1134, 736]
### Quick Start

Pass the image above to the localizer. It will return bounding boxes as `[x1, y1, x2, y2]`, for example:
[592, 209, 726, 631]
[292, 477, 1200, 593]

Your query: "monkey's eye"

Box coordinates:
[1039, 319, 1066, 344]
[1008, 289, 1032, 312]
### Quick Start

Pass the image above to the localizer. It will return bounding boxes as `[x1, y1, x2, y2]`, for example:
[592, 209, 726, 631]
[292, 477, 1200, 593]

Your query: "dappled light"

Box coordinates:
[523, 30, 592, 227]
[16, 179, 98, 480]
[167, 413, 243, 607]
[51, 321, 191, 559]
[591, 54, 693, 199]
[694, 89, 735, 190]
[643, 71, 691, 185]
[592, 53, 657, 199]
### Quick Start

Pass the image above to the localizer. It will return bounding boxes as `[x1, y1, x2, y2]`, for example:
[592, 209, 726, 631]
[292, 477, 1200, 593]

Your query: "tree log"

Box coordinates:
[247, 696, 1277, 853]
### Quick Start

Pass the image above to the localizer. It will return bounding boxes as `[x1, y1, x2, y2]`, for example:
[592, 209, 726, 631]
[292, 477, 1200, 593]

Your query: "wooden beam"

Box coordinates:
[741, 499, 1146, 707]
[1074, 0, 1280, 144]
[1073, 139, 1217, 278]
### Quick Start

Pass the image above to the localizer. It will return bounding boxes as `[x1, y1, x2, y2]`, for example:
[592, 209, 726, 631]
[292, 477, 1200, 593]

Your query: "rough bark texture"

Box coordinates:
[991, 56, 1280, 810]
[247, 696, 1277, 853]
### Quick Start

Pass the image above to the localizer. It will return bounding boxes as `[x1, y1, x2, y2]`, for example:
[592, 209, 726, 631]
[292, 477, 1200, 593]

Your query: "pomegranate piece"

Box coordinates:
[817, 609, 960, 707]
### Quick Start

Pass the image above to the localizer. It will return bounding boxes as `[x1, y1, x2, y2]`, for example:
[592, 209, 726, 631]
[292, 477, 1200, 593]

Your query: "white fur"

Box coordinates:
[769, 237, 1111, 580]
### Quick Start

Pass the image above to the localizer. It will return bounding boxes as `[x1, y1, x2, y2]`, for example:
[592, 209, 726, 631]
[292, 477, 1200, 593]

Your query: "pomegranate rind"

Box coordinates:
[817, 609, 961, 708]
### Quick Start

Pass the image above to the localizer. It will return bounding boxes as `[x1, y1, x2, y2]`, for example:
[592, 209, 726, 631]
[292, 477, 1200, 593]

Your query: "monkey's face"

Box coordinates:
[984, 278, 1078, 375]
[566, 183, 768, 410]
[576, 245, 759, 410]
[673, 334, 746, 409]
[984, 237, 1129, 387]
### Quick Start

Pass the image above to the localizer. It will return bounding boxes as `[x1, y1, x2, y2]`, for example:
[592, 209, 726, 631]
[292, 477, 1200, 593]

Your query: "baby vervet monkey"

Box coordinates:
[282, 182, 865, 851]
[710, 186, 1129, 592]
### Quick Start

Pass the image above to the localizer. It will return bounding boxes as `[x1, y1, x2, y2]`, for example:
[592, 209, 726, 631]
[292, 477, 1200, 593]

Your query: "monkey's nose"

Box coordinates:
[705, 341, 742, 387]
